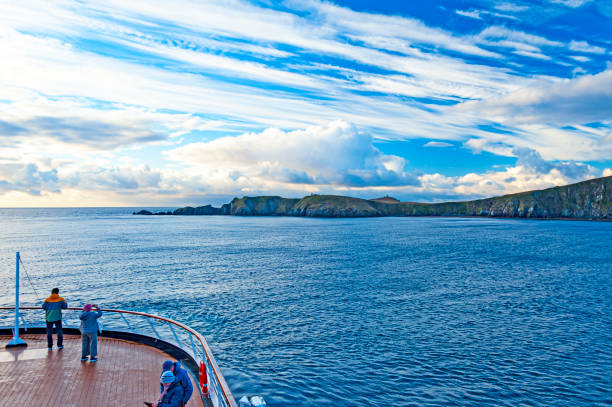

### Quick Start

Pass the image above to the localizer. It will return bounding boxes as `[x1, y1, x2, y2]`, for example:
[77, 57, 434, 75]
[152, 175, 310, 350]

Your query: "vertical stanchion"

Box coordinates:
[7, 252, 27, 348]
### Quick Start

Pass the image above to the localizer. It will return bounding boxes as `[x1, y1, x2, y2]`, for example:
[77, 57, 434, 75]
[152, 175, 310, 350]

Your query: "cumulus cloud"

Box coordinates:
[165, 121, 420, 189]
[66, 165, 163, 191]
[0, 163, 59, 195]
[0, 129, 606, 206]
[416, 151, 602, 201]
[512, 147, 591, 179]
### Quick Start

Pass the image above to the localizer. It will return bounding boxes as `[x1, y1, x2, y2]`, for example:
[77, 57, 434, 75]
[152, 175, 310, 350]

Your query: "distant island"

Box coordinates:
[135, 175, 611, 220]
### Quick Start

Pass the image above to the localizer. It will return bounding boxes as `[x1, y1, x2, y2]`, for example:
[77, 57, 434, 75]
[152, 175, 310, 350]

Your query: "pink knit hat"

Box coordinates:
[83, 303, 92, 312]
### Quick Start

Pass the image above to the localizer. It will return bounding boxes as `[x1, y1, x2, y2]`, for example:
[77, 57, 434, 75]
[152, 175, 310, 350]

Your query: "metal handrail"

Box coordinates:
[0, 306, 238, 407]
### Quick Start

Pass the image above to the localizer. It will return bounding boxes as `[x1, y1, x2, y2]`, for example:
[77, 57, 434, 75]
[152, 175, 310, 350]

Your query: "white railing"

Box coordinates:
[0, 306, 238, 407]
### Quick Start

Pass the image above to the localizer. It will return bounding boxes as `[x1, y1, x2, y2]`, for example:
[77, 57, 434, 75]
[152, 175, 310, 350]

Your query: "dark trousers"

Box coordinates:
[46, 320, 63, 348]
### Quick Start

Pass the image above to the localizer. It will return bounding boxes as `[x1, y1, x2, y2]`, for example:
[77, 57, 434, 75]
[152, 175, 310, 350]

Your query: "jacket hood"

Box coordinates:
[45, 293, 65, 302]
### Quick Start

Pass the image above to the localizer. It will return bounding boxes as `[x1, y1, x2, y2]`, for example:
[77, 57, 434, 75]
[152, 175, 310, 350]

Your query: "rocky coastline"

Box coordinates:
[134, 175, 612, 220]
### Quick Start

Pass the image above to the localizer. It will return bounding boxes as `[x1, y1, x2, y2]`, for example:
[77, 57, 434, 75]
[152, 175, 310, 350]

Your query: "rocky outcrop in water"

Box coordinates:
[135, 176, 612, 219]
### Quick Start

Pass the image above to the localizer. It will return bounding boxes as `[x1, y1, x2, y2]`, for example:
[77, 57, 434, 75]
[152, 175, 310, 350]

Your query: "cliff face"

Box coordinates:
[134, 176, 612, 219]
[288, 195, 383, 217]
[229, 196, 300, 215]
[430, 176, 611, 218]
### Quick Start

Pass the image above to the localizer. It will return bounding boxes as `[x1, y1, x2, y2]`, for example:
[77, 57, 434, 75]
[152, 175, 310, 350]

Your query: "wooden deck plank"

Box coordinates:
[0, 335, 204, 407]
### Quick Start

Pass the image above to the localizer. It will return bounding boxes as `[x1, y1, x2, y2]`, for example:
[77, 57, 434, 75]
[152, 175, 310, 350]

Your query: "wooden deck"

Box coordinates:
[0, 334, 204, 407]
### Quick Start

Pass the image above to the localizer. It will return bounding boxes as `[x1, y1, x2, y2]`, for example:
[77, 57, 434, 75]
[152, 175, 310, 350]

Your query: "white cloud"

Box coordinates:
[494, 3, 529, 12]
[424, 141, 454, 148]
[66, 165, 163, 191]
[300, 0, 498, 58]
[512, 147, 592, 179]
[456, 69, 612, 128]
[569, 55, 590, 62]
[513, 50, 551, 60]
[569, 40, 606, 54]
[0, 163, 59, 195]
[0, 0, 609, 206]
[0, 24, 517, 144]
[0, 96, 219, 152]
[456, 8, 518, 20]
[0, 122, 606, 206]
[456, 10, 483, 19]
[417, 151, 601, 200]
[473, 25, 571, 60]
[549, 0, 592, 8]
[165, 121, 420, 188]
[477, 25, 563, 48]
[603, 168, 612, 177]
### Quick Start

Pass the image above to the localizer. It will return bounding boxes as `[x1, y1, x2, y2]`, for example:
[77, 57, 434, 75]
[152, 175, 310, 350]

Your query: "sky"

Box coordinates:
[0, 0, 611, 207]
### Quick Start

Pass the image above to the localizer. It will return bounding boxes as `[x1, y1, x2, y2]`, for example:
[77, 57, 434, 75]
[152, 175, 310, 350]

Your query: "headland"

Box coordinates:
[134, 175, 612, 219]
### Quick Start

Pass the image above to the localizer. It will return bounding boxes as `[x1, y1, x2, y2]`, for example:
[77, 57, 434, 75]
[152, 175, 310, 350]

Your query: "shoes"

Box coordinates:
[48, 347, 52, 351]
[90, 358, 98, 362]
[58, 346, 64, 350]
[80, 357, 88, 362]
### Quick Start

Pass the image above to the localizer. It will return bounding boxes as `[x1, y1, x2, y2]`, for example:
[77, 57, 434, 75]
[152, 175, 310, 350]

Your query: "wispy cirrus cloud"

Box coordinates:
[569, 40, 606, 54]
[0, 0, 610, 206]
[424, 141, 454, 148]
[456, 69, 612, 127]
[549, 0, 592, 8]
[494, 3, 530, 13]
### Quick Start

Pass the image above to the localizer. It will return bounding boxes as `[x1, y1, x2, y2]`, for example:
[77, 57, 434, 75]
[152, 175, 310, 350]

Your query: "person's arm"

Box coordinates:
[158, 388, 184, 407]
[42, 301, 47, 310]
[95, 309, 102, 319]
[61, 301, 68, 309]
[182, 372, 193, 402]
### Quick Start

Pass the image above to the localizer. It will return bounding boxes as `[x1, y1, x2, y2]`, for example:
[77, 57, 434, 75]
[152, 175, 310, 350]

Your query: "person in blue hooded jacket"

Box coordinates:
[153, 371, 184, 407]
[79, 303, 102, 362]
[161, 360, 193, 406]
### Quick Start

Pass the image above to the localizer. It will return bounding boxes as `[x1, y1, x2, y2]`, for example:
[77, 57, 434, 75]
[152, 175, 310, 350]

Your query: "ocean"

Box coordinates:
[0, 208, 610, 406]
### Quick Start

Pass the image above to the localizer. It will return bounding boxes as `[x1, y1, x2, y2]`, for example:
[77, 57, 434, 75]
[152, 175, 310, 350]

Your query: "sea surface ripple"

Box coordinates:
[0, 208, 610, 406]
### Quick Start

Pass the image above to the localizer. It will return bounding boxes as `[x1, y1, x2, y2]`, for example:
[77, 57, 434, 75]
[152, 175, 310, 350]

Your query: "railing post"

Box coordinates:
[199, 360, 209, 398]
[7, 252, 27, 348]
[169, 323, 182, 347]
[120, 313, 134, 333]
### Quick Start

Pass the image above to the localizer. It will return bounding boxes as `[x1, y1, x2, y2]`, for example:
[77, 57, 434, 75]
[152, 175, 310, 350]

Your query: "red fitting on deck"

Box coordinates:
[199, 361, 209, 397]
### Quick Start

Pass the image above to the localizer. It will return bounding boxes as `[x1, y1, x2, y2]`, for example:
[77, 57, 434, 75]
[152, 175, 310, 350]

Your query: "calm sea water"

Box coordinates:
[0, 208, 610, 406]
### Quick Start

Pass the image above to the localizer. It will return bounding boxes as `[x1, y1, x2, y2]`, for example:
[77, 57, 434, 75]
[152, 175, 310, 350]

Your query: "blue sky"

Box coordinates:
[0, 0, 610, 206]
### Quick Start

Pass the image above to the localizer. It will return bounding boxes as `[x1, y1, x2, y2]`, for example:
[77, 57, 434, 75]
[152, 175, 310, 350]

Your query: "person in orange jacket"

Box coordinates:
[42, 287, 68, 350]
